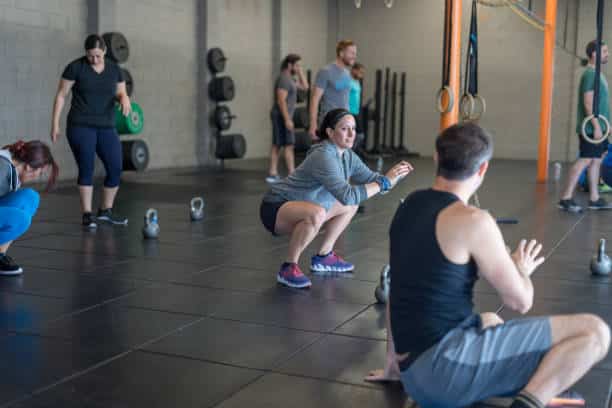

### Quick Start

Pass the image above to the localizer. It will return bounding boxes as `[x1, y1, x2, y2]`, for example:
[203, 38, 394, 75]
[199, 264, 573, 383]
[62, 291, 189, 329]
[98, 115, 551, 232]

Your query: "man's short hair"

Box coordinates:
[352, 62, 364, 71]
[336, 40, 355, 56]
[281, 53, 301, 70]
[586, 40, 607, 59]
[435, 123, 493, 181]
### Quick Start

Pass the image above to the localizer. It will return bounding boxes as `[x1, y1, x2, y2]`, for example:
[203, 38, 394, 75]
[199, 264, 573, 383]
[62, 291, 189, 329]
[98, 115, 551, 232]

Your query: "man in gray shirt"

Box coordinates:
[267, 54, 309, 183]
[308, 40, 357, 141]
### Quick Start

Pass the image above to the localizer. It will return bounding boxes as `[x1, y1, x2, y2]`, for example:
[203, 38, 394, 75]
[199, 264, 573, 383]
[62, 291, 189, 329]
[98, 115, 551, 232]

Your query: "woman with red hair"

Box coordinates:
[0, 140, 58, 275]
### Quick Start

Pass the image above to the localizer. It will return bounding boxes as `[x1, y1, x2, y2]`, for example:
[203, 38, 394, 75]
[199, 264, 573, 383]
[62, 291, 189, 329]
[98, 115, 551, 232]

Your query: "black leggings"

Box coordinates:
[67, 125, 122, 187]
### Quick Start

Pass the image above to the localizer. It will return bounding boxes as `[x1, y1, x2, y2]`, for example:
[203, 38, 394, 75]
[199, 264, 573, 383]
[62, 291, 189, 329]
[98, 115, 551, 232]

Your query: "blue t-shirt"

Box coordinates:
[314, 63, 352, 123]
[348, 78, 361, 115]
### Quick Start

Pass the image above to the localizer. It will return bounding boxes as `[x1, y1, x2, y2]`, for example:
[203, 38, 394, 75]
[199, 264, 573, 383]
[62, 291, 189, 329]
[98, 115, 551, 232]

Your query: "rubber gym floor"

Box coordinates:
[0, 157, 610, 408]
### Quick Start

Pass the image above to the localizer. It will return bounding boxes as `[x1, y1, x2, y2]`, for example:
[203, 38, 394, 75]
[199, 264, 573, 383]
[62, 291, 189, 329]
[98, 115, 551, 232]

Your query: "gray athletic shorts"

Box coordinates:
[400, 314, 552, 407]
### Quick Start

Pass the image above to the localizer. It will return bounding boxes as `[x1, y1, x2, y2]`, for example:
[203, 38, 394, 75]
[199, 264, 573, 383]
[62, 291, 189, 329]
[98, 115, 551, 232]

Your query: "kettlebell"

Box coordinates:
[190, 197, 205, 221]
[374, 264, 391, 304]
[590, 238, 612, 276]
[142, 208, 160, 239]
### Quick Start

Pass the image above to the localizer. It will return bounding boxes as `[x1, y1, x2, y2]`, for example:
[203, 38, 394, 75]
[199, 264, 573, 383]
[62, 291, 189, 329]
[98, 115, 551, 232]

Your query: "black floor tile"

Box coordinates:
[0, 294, 74, 333]
[276, 334, 386, 387]
[88, 258, 210, 283]
[11, 351, 263, 408]
[27, 303, 198, 350]
[214, 373, 411, 408]
[208, 288, 368, 332]
[6, 247, 127, 273]
[0, 333, 113, 405]
[117, 282, 261, 317]
[144, 317, 320, 369]
[334, 304, 387, 340]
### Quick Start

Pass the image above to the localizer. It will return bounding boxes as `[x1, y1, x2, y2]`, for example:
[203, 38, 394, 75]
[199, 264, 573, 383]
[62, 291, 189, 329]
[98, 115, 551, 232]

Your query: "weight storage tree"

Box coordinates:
[104, 31, 149, 172]
[207, 47, 247, 160]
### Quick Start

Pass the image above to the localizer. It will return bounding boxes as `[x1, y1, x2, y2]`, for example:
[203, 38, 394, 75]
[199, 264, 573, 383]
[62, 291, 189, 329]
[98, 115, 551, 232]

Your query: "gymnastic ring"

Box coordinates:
[581, 115, 611, 144]
[471, 94, 487, 120]
[459, 93, 475, 120]
[435, 86, 454, 113]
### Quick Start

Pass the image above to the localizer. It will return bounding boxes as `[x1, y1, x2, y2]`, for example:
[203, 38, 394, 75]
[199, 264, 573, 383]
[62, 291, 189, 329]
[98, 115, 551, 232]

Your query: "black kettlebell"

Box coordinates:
[591, 238, 612, 276]
[374, 264, 391, 304]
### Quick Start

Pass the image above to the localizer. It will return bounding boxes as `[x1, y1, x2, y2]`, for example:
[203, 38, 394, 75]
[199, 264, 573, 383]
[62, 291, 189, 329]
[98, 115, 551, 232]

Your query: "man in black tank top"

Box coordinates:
[366, 123, 609, 408]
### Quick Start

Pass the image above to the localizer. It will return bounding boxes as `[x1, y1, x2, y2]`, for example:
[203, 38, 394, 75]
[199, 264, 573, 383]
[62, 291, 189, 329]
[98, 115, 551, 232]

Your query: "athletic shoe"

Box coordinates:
[311, 251, 355, 273]
[0, 254, 22, 276]
[588, 197, 612, 210]
[265, 175, 281, 184]
[96, 208, 128, 225]
[599, 183, 612, 193]
[82, 212, 97, 229]
[557, 199, 582, 213]
[546, 389, 585, 407]
[277, 262, 311, 288]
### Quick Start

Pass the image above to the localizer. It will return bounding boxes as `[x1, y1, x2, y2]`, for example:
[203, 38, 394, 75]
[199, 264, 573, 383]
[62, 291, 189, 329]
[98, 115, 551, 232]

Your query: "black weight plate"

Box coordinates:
[207, 47, 227, 73]
[216, 134, 246, 159]
[214, 105, 233, 131]
[121, 68, 134, 97]
[102, 32, 129, 63]
[209, 76, 235, 102]
[122, 139, 149, 171]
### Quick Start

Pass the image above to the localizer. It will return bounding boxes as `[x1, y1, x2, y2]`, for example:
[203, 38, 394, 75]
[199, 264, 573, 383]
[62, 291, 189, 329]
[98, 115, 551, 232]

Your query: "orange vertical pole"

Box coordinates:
[440, 0, 462, 130]
[536, 0, 557, 182]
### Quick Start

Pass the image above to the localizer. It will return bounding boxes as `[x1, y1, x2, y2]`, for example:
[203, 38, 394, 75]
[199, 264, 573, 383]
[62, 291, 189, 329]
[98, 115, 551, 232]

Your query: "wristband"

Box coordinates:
[377, 176, 392, 195]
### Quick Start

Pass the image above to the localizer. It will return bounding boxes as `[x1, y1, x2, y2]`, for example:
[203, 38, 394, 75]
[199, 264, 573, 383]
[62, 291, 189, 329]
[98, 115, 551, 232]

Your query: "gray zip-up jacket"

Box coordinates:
[0, 150, 20, 197]
[263, 141, 384, 211]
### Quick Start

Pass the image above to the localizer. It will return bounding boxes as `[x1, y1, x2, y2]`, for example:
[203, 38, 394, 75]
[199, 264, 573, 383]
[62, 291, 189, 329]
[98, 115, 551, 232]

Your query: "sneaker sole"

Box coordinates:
[310, 264, 355, 273]
[588, 206, 612, 210]
[0, 267, 23, 276]
[277, 275, 312, 288]
[96, 216, 128, 225]
[557, 204, 582, 213]
[83, 222, 98, 229]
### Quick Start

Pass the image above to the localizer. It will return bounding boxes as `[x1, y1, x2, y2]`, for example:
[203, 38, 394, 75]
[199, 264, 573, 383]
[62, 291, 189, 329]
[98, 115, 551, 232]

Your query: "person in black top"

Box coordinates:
[50, 34, 131, 228]
[366, 123, 609, 408]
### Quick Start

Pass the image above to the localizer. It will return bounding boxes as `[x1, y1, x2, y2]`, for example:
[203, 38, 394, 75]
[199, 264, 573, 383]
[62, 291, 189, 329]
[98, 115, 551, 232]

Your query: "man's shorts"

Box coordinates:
[271, 110, 295, 147]
[579, 133, 609, 158]
[400, 314, 552, 408]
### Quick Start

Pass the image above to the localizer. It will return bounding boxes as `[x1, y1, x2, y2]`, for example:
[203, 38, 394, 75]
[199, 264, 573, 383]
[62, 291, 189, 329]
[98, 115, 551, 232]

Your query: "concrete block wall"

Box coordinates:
[114, 0, 201, 169]
[0, 0, 87, 180]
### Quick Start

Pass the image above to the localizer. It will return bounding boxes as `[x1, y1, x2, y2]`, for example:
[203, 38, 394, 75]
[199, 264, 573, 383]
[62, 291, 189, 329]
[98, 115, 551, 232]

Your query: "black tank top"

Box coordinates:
[389, 189, 478, 367]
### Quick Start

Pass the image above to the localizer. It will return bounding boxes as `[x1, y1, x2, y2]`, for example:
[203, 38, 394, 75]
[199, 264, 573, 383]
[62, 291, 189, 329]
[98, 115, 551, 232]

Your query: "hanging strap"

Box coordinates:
[460, 0, 486, 121]
[581, 0, 610, 144]
[436, 0, 454, 113]
[593, 0, 604, 119]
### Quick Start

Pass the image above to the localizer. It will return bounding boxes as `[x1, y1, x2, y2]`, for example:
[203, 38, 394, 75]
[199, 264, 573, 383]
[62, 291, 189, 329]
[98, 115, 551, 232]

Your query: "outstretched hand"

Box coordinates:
[385, 161, 414, 187]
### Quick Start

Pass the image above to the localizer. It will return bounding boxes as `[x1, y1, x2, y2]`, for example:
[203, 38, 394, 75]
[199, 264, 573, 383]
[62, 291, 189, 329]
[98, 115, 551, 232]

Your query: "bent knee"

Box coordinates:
[590, 315, 611, 355]
[308, 208, 327, 228]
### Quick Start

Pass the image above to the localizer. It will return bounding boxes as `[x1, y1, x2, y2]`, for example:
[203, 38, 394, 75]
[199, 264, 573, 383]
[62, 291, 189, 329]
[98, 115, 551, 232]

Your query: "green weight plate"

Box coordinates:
[116, 102, 144, 134]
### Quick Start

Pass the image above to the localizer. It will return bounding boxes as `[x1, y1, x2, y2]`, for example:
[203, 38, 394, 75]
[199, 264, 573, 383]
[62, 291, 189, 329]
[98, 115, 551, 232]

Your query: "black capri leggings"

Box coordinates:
[67, 126, 122, 187]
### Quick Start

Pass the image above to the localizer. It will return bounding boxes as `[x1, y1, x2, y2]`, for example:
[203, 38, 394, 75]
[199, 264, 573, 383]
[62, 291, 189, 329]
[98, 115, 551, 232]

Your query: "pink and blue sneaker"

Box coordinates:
[310, 251, 354, 273]
[277, 262, 312, 289]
